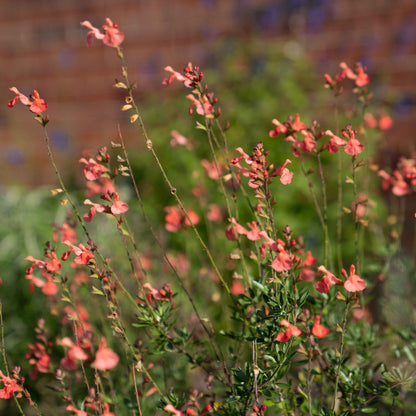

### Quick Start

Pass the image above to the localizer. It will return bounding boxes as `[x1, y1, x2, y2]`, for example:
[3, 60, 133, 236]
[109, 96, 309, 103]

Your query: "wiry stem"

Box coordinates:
[116, 47, 231, 295]
[117, 130, 232, 386]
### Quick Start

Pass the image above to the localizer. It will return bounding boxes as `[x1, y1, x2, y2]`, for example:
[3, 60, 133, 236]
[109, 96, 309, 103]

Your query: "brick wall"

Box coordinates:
[1, 0, 415, 186]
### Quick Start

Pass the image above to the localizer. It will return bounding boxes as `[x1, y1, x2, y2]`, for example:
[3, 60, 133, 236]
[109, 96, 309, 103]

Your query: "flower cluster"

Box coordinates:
[324, 61, 370, 94]
[231, 143, 293, 188]
[8, 87, 47, 114]
[269, 115, 364, 157]
[78, 148, 129, 221]
[378, 155, 416, 197]
[164, 205, 200, 232]
[0, 368, 24, 399]
[80, 18, 124, 48]
[163, 62, 219, 117]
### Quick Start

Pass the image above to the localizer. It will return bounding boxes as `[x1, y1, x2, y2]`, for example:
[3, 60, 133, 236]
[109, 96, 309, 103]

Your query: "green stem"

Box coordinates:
[116, 49, 231, 295]
[332, 297, 351, 411]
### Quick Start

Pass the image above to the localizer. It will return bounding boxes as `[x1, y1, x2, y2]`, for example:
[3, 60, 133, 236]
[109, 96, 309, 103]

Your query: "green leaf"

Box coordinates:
[195, 121, 206, 131]
[91, 286, 104, 296]
[361, 408, 377, 413]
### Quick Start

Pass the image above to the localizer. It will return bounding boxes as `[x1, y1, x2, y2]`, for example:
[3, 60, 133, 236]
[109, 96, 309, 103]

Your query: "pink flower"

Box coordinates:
[8, 87, 47, 114]
[269, 118, 288, 137]
[93, 338, 119, 371]
[271, 159, 293, 185]
[170, 130, 192, 148]
[325, 130, 346, 154]
[344, 137, 364, 156]
[81, 18, 124, 47]
[186, 94, 213, 115]
[311, 315, 330, 338]
[299, 130, 317, 153]
[164, 404, 185, 416]
[207, 203, 223, 223]
[342, 265, 366, 292]
[59, 337, 89, 371]
[79, 157, 107, 181]
[339, 62, 370, 87]
[111, 193, 129, 215]
[315, 265, 342, 294]
[276, 319, 302, 342]
[271, 250, 293, 272]
[391, 171, 411, 196]
[164, 206, 200, 232]
[246, 221, 263, 241]
[62, 241, 93, 265]
[66, 405, 89, 416]
[201, 159, 223, 180]
[163, 64, 193, 88]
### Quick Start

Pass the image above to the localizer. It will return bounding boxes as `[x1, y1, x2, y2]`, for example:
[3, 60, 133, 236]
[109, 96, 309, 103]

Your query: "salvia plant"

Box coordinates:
[2, 17, 416, 416]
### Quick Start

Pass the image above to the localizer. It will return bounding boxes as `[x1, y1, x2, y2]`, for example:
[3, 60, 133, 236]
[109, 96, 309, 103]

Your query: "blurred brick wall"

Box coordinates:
[1, 0, 415, 186]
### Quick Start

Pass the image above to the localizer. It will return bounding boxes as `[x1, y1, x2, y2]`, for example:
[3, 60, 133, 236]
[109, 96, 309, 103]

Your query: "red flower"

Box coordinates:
[342, 265, 366, 292]
[93, 338, 119, 371]
[311, 315, 330, 338]
[276, 319, 302, 342]
[0, 370, 22, 399]
[46, 252, 61, 272]
[231, 279, 245, 295]
[8, 87, 47, 114]
[81, 18, 124, 47]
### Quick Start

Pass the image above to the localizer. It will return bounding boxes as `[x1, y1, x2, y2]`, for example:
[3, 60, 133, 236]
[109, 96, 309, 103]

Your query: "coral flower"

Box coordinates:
[343, 265, 366, 292]
[276, 319, 302, 342]
[93, 338, 119, 371]
[311, 315, 330, 338]
[0, 370, 22, 399]
[81, 18, 124, 47]
[315, 265, 342, 294]
[79, 157, 107, 181]
[8, 87, 47, 114]
[344, 138, 364, 156]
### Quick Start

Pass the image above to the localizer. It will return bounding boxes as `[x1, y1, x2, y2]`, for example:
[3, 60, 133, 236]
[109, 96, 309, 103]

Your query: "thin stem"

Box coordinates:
[118, 131, 232, 386]
[132, 364, 142, 416]
[299, 156, 328, 265]
[317, 153, 332, 270]
[332, 297, 351, 411]
[336, 150, 343, 272]
[351, 156, 360, 273]
[116, 49, 231, 296]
